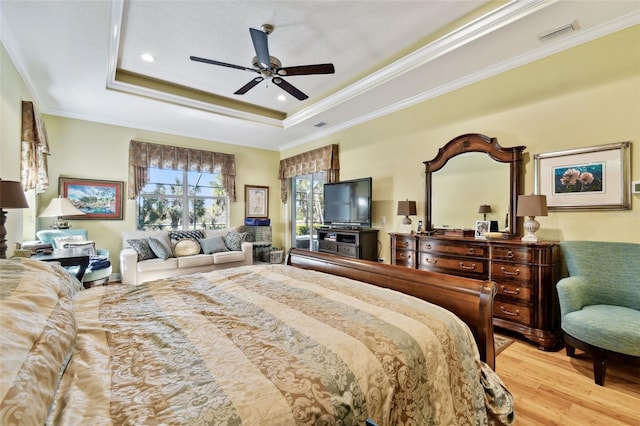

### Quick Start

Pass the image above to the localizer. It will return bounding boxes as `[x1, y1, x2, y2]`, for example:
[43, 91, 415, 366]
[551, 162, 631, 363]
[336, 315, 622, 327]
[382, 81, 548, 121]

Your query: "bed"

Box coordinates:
[0, 249, 513, 425]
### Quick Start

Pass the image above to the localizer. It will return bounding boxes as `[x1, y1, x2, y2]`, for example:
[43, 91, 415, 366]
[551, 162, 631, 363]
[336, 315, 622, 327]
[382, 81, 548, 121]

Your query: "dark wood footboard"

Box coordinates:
[286, 249, 496, 370]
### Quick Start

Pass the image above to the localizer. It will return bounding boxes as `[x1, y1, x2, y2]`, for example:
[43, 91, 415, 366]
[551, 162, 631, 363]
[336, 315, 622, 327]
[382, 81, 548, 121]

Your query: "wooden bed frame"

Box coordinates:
[287, 249, 497, 370]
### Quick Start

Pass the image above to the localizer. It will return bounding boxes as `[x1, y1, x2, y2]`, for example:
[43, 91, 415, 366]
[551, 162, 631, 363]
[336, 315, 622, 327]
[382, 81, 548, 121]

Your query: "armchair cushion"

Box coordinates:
[561, 305, 640, 356]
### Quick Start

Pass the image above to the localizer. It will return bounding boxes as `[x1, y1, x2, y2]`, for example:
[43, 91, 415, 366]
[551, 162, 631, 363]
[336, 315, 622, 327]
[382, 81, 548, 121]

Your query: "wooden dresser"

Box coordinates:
[390, 233, 562, 350]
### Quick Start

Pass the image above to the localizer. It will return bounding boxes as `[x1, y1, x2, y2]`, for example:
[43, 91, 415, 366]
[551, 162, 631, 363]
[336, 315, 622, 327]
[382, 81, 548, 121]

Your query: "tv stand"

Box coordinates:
[317, 227, 378, 261]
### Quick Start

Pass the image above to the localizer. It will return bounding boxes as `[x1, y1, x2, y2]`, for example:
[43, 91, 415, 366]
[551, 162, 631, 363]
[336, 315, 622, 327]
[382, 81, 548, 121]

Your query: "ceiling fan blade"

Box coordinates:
[234, 76, 264, 95]
[250, 28, 271, 70]
[272, 77, 308, 100]
[190, 56, 257, 73]
[276, 63, 335, 76]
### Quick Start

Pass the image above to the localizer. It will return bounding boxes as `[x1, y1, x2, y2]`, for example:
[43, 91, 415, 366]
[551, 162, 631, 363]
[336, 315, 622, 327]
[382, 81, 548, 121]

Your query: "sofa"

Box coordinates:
[556, 241, 640, 385]
[120, 227, 253, 285]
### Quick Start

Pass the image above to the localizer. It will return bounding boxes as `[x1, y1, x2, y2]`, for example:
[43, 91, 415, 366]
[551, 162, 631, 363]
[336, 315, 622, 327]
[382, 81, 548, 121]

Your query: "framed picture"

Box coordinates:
[534, 142, 631, 210]
[475, 220, 490, 239]
[245, 185, 269, 218]
[59, 177, 124, 220]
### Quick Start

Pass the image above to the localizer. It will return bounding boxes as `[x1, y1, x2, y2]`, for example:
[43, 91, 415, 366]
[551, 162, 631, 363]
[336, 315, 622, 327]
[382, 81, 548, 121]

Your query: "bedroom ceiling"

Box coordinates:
[1, 1, 639, 151]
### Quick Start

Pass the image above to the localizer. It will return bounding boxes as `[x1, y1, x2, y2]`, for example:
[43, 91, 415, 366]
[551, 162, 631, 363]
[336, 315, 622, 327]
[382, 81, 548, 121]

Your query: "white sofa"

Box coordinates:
[120, 227, 253, 285]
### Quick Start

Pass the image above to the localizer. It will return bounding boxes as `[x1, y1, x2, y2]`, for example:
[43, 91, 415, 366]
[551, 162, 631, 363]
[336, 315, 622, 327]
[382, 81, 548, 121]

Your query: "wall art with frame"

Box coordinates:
[245, 185, 269, 218]
[534, 142, 631, 211]
[59, 177, 124, 220]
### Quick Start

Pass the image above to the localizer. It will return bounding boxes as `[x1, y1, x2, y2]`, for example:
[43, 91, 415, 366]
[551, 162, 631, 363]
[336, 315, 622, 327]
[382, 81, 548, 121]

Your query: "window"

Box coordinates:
[137, 168, 228, 230]
[291, 171, 325, 250]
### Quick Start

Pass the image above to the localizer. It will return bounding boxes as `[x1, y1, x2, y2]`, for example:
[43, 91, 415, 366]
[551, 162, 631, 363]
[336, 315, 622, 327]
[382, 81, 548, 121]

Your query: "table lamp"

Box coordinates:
[478, 204, 491, 220]
[0, 180, 29, 259]
[397, 200, 417, 225]
[517, 194, 548, 243]
[39, 196, 85, 229]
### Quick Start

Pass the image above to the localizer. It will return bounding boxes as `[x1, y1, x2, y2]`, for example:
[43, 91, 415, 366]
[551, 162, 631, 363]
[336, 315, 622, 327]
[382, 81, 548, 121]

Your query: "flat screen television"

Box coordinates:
[323, 177, 372, 228]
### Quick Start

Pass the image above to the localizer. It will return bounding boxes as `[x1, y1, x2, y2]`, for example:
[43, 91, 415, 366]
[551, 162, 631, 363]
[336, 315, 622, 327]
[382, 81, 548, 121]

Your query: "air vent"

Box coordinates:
[538, 22, 578, 42]
[314, 122, 328, 128]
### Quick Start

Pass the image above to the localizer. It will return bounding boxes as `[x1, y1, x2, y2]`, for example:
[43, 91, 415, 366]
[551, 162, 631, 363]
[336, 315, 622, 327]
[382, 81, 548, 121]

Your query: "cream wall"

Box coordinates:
[282, 26, 640, 263]
[38, 116, 281, 273]
[3, 26, 639, 267]
[1, 42, 37, 255]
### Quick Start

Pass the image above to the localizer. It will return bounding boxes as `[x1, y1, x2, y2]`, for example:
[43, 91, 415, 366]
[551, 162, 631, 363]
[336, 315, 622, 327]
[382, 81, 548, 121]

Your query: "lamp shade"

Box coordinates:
[478, 204, 492, 214]
[517, 195, 548, 217]
[397, 200, 417, 216]
[40, 197, 86, 217]
[0, 180, 29, 209]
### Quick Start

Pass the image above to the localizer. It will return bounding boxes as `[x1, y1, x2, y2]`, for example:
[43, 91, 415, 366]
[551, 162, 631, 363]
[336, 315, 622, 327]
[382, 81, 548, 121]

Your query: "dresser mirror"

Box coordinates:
[424, 133, 526, 236]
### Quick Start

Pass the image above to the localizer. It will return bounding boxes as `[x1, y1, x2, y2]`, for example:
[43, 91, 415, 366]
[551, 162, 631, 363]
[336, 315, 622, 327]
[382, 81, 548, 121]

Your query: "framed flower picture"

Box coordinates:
[534, 142, 631, 210]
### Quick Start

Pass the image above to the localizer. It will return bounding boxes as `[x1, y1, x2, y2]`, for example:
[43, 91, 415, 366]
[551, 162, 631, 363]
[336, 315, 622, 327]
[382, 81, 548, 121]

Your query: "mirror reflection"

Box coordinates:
[431, 153, 510, 230]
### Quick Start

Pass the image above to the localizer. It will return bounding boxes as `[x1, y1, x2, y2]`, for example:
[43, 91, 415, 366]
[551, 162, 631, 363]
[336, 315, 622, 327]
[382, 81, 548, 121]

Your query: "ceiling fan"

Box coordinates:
[190, 24, 335, 101]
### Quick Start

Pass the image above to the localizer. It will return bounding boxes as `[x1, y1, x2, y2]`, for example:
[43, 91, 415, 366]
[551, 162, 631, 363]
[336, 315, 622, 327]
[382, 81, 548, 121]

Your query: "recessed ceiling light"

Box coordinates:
[277, 94, 286, 102]
[141, 53, 156, 62]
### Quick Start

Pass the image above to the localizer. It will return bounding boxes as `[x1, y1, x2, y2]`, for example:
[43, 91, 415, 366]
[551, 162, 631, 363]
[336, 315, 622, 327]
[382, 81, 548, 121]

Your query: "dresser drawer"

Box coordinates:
[493, 300, 533, 326]
[491, 261, 533, 282]
[394, 249, 416, 267]
[418, 253, 487, 277]
[418, 239, 486, 258]
[496, 282, 532, 302]
[394, 235, 416, 250]
[337, 244, 357, 258]
[491, 245, 533, 263]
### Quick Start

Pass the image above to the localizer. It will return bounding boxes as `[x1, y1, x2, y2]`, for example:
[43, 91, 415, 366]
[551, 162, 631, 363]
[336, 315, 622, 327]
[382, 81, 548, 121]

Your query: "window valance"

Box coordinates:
[21, 101, 50, 193]
[128, 140, 237, 201]
[278, 144, 339, 203]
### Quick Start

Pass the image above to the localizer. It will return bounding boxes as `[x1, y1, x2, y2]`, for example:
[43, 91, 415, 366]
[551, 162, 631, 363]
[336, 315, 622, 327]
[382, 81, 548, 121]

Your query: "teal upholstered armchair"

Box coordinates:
[36, 229, 111, 285]
[557, 241, 640, 385]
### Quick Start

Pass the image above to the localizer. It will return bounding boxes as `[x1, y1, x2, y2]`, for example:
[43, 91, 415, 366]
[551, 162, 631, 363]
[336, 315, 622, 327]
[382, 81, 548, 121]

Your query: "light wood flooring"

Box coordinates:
[495, 333, 640, 425]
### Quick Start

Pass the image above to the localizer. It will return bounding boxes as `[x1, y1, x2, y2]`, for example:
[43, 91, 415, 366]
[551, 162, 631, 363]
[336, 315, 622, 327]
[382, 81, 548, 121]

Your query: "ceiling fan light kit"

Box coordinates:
[190, 24, 335, 101]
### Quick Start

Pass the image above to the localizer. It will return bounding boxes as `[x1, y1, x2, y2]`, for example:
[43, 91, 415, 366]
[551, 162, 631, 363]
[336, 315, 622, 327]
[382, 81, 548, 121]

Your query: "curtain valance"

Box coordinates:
[21, 101, 50, 193]
[128, 140, 237, 201]
[278, 144, 339, 203]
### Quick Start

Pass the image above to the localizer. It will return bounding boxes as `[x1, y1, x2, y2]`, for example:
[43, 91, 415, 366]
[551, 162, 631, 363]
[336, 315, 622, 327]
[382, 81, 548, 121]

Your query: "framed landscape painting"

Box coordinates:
[59, 177, 124, 220]
[534, 142, 630, 210]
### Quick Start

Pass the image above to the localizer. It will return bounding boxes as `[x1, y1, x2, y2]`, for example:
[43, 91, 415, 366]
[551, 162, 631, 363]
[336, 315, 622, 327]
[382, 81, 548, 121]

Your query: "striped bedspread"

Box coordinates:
[50, 263, 512, 425]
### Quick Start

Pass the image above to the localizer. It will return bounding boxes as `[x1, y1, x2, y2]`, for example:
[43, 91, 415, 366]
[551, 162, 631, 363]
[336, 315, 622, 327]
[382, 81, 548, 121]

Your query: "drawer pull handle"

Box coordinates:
[468, 248, 475, 255]
[506, 250, 514, 259]
[399, 253, 410, 259]
[424, 244, 432, 250]
[500, 267, 520, 276]
[425, 258, 437, 265]
[459, 262, 476, 271]
[402, 241, 409, 248]
[500, 306, 520, 317]
[500, 285, 521, 295]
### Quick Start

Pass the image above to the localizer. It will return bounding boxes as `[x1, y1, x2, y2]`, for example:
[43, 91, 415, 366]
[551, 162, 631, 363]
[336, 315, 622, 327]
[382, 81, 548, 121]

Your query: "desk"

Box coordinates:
[32, 252, 90, 282]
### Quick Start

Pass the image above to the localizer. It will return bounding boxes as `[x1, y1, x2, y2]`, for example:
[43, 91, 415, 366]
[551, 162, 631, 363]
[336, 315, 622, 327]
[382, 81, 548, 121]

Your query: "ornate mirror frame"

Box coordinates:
[424, 133, 526, 236]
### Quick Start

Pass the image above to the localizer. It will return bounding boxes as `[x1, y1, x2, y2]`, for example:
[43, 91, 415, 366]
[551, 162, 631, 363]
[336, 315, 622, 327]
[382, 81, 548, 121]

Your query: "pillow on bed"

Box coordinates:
[198, 236, 230, 254]
[223, 232, 248, 251]
[0, 258, 81, 424]
[126, 238, 157, 261]
[148, 236, 173, 260]
[174, 239, 202, 257]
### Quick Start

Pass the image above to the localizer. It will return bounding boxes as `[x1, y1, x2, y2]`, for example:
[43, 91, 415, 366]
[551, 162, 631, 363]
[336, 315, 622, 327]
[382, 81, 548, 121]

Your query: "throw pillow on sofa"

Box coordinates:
[148, 237, 173, 260]
[198, 236, 230, 254]
[174, 239, 201, 257]
[127, 238, 157, 261]
[223, 232, 248, 251]
[169, 230, 206, 241]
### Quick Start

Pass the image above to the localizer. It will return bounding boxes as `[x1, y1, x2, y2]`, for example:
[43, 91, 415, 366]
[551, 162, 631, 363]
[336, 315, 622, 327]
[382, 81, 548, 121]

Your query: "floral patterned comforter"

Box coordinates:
[32, 262, 512, 425]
